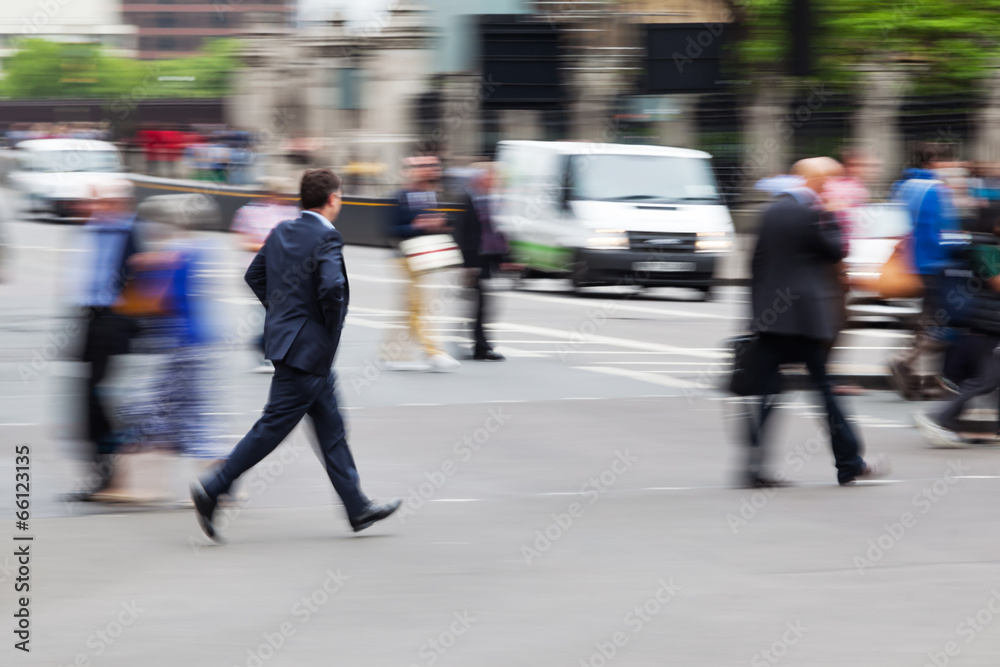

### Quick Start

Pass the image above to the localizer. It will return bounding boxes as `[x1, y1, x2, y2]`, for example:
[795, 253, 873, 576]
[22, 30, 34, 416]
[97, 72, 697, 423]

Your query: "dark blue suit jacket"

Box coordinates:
[246, 212, 349, 376]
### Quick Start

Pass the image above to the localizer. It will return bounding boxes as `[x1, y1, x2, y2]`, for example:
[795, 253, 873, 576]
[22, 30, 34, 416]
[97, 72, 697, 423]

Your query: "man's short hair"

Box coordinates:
[300, 169, 342, 209]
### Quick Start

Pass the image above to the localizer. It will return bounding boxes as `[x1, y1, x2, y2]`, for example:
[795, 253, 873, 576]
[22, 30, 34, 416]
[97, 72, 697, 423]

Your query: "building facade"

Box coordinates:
[0, 0, 137, 68]
[122, 0, 294, 58]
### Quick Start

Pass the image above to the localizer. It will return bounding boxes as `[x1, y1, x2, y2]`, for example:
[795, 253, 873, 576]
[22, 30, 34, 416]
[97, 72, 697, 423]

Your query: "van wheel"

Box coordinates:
[570, 262, 592, 293]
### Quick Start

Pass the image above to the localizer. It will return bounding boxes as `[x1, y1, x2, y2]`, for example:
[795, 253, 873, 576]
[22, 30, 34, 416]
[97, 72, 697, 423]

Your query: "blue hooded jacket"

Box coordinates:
[892, 168, 957, 275]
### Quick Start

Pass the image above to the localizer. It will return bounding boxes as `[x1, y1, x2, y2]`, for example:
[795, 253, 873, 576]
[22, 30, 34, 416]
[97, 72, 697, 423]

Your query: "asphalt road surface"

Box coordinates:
[2, 218, 1000, 667]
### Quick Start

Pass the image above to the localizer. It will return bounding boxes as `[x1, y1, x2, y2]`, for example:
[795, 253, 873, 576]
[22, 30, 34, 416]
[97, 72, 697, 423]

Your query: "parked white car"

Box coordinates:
[8, 139, 126, 222]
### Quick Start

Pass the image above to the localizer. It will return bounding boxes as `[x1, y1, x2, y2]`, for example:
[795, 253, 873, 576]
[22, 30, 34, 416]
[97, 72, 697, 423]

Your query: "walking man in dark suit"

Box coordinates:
[455, 163, 506, 361]
[191, 169, 400, 539]
[744, 157, 888, 488]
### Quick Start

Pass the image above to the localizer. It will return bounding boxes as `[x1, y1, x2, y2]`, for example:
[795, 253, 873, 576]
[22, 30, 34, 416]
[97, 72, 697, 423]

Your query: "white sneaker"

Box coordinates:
[914, 412, 966, 448]
[427, 353, 461, 373]
[383, 359, 432, 372]
[253, 360, 275, 374]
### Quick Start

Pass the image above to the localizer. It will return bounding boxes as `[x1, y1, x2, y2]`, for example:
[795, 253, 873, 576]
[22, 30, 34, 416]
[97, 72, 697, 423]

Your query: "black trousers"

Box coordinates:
[744, 333, 866, 484]
[470, 261, 497, 355]
[937, 334, 1000, 429]
[204, 363, 369, 518]
[81, 308, 134, 456]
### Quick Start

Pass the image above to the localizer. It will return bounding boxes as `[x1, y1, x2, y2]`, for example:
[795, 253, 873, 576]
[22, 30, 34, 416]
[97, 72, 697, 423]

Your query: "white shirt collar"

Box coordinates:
[302, 210, 334, 229]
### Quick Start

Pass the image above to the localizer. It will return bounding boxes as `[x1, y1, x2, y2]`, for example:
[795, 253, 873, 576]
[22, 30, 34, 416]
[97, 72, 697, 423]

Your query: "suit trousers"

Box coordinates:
[744, 333, 866, 484]
[470, 261, 496, 354]
[204, 362, 369, 517]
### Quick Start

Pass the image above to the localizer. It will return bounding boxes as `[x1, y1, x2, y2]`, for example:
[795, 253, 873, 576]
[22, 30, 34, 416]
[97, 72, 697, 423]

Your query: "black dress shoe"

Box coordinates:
[190, 481, 220, 541]
[473, 349, 505, 361]
[349, 499, 402, 533]
[742, 475, 793, 489]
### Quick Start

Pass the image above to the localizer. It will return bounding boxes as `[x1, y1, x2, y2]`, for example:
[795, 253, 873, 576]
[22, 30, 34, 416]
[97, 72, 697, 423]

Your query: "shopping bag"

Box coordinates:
[876, 238, 924, 299]
[399, 234, 464, 274]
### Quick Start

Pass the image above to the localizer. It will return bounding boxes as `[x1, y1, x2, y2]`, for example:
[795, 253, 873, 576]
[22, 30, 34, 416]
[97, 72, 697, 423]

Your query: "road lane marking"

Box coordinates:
[499, 290, 739, 321]
[494, 322, 725, 360]
[575, 365, 699, 389]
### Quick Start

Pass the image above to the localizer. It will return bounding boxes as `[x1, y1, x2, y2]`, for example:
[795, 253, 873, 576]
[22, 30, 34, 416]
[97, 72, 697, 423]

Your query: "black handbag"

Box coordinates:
[727, 333, 780, 397]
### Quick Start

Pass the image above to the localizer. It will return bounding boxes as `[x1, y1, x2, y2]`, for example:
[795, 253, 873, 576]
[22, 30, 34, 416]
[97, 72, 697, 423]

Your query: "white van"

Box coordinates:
[494, 141, 734, 298]
[8, 139, 126, 221]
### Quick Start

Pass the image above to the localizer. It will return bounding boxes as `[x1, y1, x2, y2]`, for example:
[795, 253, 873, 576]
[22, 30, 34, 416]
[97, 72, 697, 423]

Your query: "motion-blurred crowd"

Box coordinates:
[130, 124, 255, 184]
[44, 138, 1000, 501]
[749, 142, 1000, 465]
[64, 155, 505, 503]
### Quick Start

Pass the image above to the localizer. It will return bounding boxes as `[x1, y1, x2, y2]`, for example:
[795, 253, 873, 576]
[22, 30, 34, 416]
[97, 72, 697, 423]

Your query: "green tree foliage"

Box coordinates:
[0, 38, 241, 99]
[731, 0, 1000, 94]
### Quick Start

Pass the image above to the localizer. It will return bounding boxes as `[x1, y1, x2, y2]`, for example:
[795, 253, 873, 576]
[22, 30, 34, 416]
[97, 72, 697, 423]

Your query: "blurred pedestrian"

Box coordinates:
[823, 147, 878, 395]
[68, 180, 141, 501]
[970, 162, 1000, 206]
[115, 194, 228, 497]
[455, 163, 506, 361]
[191, 169, 401, 540]
[740, 157, 888, 487]
[888, 143, 960, 399]
[384, 155, 461, 372]
[753, 172, 804, 197]
[824, 148, 878, 251]
[915, 202, 1000, 446]
[231, 178, 300, 372]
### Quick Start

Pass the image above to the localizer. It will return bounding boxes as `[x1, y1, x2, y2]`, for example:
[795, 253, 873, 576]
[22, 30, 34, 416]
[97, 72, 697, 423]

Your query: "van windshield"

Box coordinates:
[570, 154, 721, 204]
[23, 150, 121, 173]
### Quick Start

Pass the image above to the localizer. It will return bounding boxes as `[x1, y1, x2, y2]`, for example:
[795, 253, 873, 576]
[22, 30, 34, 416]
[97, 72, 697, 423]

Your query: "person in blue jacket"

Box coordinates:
[889, 143, 959, 399]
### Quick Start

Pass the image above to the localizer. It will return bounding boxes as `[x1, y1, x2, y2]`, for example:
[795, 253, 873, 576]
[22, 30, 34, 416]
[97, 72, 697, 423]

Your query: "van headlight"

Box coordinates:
[696, 231, 732, 252]
[585, 229, 629, 250]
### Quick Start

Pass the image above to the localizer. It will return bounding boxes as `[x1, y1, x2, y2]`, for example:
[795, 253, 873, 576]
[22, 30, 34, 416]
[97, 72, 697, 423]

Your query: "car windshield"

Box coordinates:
[24, 149, 121, 173]
[570, 154, 721, 204]
[851, 204, 912, 239]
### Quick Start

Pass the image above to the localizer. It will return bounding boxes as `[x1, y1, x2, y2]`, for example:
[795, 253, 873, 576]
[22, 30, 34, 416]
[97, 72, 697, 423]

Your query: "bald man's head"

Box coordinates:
[791, 157, 844, 195]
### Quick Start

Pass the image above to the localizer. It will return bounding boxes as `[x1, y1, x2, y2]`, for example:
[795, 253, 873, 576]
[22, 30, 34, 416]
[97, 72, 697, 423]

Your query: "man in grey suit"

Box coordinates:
[744, 157, 888, 488]
[192, 169, 400, 539]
